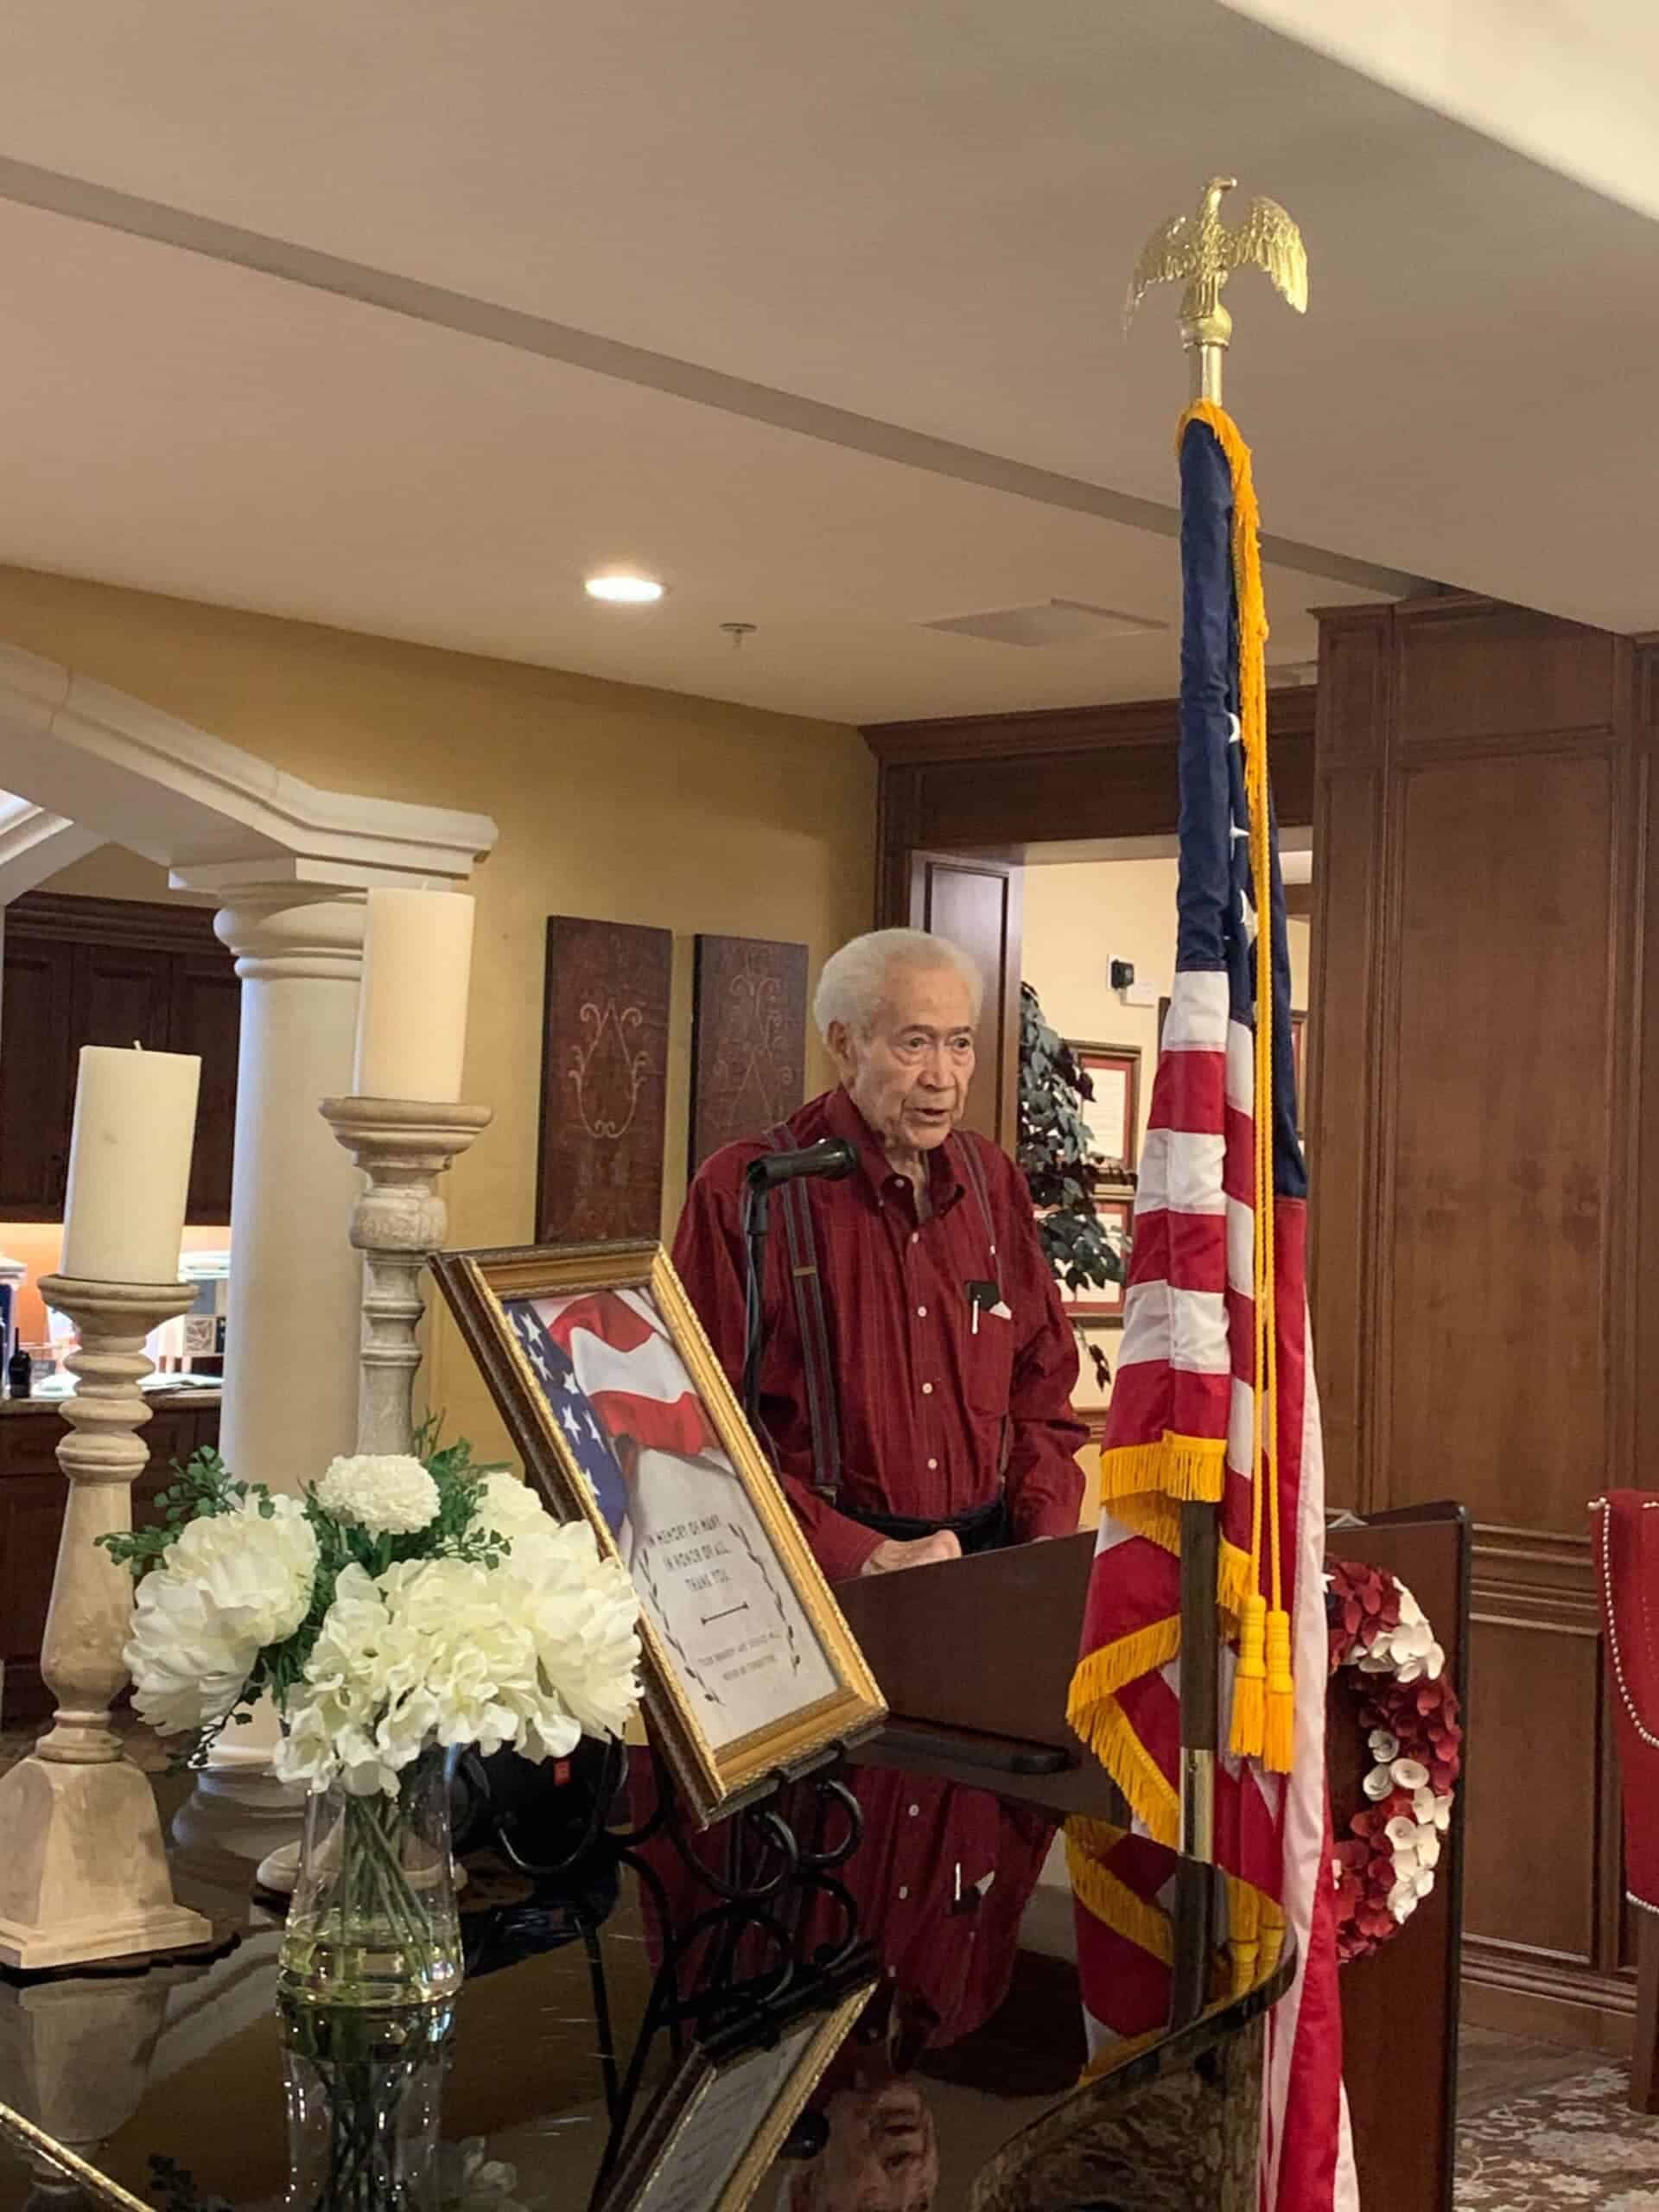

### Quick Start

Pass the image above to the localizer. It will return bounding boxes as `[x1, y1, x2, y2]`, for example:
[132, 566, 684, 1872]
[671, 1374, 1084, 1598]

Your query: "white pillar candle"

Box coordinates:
[353, 889, 475, 1104]
[60, 1046, 200, 1285]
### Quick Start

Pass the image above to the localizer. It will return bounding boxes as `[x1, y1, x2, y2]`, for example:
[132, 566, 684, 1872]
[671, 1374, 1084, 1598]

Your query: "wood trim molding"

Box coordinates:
[1464, 1945, 1636, 2058]
[862, 683, 1318, 766]
[6, 889, 226, 952]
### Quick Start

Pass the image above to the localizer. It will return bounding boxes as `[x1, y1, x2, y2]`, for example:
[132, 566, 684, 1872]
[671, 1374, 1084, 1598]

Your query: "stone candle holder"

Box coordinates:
[0, 1276, 213, 1969]
[247, 1098, 493, 1901]
[319, 1096, 493, 1459]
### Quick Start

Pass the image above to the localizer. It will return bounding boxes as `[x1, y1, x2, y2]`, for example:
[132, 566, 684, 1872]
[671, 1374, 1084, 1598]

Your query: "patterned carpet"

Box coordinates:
[1458, 2061, 1659, 2208]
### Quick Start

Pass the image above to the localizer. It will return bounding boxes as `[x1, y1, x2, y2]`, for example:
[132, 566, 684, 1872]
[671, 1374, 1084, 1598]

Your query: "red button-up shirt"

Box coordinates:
[672, 1086, 1086, 1581]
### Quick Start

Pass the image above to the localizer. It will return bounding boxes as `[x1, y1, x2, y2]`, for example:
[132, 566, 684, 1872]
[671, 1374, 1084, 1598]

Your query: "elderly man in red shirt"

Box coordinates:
[673, 925, 1086, 1581]
[668, 927, 1086, 2058]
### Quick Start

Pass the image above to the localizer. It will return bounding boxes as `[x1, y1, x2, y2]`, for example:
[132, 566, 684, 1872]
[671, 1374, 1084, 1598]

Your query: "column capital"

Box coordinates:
[212, 887, 365, 987]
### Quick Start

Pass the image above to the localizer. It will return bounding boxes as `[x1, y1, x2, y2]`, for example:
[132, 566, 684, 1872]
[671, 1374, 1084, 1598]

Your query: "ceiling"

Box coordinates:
[0, 0, 1650, 725]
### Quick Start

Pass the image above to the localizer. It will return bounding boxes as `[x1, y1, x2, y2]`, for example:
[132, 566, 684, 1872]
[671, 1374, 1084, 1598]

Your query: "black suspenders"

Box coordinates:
[761, 1122, 1003, 1504]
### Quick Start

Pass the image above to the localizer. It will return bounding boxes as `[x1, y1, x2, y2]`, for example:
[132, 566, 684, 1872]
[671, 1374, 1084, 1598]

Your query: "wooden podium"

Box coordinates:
[836, 1532, 1124, 1817]
[836, 1504, 1471, 2212]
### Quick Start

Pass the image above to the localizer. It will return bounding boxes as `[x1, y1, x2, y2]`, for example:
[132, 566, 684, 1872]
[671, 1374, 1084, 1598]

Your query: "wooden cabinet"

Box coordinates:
[0, 893, 240, 1223]
[0, 1392, 222, 1725]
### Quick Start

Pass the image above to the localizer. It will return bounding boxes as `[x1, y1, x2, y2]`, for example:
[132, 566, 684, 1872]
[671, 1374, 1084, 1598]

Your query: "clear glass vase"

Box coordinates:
[278, 1745, 463, 2007]
[279, 1992, 454, 2212]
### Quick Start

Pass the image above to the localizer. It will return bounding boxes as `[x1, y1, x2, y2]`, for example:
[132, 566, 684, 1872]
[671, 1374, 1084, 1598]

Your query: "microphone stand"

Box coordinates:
[740, 1177, 772, 1434]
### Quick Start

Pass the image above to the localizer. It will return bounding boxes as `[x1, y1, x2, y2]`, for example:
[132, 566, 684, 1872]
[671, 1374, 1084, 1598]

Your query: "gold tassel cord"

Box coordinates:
[1178, 398, 1294, 1776]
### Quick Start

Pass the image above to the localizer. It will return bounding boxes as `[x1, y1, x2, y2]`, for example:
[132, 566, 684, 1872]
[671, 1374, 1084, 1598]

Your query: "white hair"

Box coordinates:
[811, 928, 983, 1043]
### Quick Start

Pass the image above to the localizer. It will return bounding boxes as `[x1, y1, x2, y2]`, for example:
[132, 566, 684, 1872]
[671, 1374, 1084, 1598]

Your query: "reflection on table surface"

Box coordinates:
[0, 1747, 1291, 2212]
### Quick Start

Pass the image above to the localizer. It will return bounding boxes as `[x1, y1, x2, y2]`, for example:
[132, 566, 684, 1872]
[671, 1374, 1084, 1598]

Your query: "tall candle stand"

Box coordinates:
[0, 1277, 213, 1969]
[247, 1096, 492, 1904]
[319, 1096, 493, 1459]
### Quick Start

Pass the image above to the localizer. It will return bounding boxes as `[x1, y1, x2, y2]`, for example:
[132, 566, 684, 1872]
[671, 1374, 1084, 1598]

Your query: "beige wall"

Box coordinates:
[1022, 854, 1311, 1426]
[3, 566, 875, 1463]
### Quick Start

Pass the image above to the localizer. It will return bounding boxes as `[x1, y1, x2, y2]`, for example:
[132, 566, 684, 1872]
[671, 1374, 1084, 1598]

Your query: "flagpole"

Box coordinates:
[1122, 177, 1307, 1882]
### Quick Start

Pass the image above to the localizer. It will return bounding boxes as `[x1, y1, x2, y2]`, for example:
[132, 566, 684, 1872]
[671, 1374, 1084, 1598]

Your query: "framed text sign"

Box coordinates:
[433, 1240, 885, 1824]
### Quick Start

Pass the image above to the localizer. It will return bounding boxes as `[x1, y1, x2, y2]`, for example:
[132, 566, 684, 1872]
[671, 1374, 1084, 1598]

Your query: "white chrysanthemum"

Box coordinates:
[315, 1453, 439, 1537]
[474, 1471, 551, 1545]
[125, 1494, 319, 1737]
[275, 1527, 641, 1796]
[279, 1557, 537, 1794]
[499, 1521, 642, 1741]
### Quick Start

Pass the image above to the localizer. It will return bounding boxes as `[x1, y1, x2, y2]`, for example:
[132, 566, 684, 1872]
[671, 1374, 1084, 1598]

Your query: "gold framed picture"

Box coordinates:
[432, 1240, 886, 1826]
[593, 1973, 878, 2212]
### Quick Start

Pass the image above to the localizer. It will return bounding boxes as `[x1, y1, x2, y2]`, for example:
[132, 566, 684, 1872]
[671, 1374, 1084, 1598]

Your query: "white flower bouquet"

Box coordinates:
[102, 1433, 641, 2004]
[103, 1433, 641, 1792]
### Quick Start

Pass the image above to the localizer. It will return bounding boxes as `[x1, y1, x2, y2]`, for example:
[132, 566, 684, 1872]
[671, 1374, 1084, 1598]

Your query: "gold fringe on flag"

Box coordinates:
[1178, 397, 1295, 1777]
[1098, 1431, 1226, 1503]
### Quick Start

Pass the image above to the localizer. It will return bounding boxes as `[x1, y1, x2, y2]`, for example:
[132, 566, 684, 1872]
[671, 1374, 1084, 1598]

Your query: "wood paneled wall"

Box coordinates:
[1311, 595, 1640, 2048]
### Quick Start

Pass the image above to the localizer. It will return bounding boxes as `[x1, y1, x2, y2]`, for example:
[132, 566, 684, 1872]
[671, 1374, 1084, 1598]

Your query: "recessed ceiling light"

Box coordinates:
[585, 573, 665, 605]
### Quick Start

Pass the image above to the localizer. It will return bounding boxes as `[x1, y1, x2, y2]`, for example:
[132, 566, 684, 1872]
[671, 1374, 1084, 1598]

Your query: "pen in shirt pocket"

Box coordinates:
[965, 1280, 1001, 1335]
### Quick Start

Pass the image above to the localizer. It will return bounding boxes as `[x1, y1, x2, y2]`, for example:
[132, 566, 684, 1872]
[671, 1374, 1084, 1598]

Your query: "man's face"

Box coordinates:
[798, 2081, 938, 2212]
[830, 963, 976, 1155]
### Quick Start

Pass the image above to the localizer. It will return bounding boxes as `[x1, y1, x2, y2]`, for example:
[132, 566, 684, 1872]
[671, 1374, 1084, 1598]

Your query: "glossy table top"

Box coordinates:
[0, 1750, 1290, 2212]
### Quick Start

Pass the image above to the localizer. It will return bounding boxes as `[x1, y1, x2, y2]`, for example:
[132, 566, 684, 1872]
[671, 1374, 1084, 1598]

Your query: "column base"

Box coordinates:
[0, 1756, 212, 1970]
[170, 1762, 305, 1870]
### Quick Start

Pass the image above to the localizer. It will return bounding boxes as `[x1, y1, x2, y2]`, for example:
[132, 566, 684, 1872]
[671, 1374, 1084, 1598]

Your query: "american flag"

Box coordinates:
[505, 1288, 721, 1540]
[1065, 404, 1355, 2209]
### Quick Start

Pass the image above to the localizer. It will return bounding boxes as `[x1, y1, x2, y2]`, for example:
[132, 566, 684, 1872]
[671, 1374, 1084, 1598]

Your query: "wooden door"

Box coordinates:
[0, 893, 241, 1224]
[170, 950, 241, 1222]
[70, 939, 175, 1054]
[906, 850, 1023, 1152]
[0, 935, 75, 1214]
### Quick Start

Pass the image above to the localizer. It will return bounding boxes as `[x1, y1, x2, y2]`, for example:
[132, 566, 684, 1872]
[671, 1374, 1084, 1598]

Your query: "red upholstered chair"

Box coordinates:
[1593, 1491, 1659, 2113]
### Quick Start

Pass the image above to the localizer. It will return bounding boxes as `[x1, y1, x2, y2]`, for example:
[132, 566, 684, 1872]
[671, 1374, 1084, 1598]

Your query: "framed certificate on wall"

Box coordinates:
[1067, 1042, 1141, 1175]
[434, 1240, 885, 1826]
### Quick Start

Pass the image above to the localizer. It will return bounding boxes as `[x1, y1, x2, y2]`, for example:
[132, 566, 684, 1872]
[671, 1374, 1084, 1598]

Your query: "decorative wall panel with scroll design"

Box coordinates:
[537, 917, 671, 1244]
[688, 934, 808, 1173]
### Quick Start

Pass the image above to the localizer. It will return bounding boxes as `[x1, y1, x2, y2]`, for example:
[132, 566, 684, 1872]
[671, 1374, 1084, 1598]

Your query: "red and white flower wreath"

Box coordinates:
[1325, 1558, 1463, 1966]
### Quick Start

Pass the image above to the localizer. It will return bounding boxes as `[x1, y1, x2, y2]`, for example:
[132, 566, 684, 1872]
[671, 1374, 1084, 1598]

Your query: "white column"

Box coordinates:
[170, 891, 365, 1858]
[213, 891, 366, 1490]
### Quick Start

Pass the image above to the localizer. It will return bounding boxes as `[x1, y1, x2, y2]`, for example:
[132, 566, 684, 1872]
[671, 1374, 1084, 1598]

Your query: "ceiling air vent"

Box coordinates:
[920, 599, 1166, 649]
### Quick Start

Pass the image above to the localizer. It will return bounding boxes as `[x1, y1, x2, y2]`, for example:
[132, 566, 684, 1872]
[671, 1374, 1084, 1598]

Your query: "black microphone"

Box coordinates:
[744, 1138, 858, 1191]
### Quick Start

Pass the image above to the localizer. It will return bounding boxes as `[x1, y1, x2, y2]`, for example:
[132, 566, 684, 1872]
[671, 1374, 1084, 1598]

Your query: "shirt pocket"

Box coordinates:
[962, 1306, 1015, 1419]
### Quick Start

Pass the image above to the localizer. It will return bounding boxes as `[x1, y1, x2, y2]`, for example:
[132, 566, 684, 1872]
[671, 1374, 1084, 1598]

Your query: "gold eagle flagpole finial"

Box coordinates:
[1125, 175, 1306, 404]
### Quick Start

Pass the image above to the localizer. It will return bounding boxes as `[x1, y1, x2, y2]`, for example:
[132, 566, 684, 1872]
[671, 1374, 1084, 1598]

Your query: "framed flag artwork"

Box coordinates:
[1068, 1041, 1141, 1178]
[432, 1239, 885, 1825]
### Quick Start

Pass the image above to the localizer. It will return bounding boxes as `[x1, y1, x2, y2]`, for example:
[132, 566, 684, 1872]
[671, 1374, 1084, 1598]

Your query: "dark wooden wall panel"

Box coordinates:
[1396, 606, 1616, 746]
[1387, 748, 1612, 1530]
[1463, 1614, 1601, 1963]
[1312, 596, 1642, 2048]
[1308, 608, 1388, 1510]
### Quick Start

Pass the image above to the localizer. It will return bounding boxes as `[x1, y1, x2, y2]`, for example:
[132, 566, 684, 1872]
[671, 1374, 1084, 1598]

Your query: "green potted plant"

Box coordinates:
[1016, 982, 1126, 1389]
